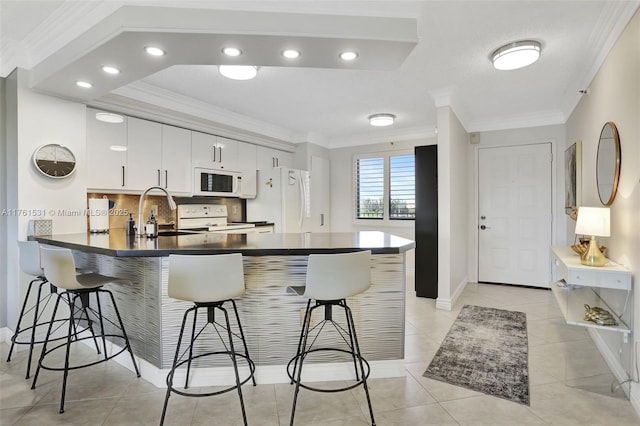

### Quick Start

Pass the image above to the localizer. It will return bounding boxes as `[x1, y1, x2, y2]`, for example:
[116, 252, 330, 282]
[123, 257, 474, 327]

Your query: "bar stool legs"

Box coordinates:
[288, 299, 376, 426]
[160, 300, 256, 426]
[31, 288, 140, 413]
[7, 276, 49, 379]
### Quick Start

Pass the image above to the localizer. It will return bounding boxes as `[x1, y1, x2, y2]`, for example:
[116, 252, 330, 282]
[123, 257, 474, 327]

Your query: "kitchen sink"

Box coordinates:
[157, 231, 198, 237]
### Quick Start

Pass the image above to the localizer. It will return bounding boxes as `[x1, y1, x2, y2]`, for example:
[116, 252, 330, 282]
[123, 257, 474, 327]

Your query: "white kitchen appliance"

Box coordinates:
[246, 168, 311, 233]
[193, 168, 243, 197]
[177, 204, 255, 233]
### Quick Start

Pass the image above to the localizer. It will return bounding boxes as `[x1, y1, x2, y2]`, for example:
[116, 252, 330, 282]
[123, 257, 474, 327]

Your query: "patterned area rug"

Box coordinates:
[423, 304, 530, 405]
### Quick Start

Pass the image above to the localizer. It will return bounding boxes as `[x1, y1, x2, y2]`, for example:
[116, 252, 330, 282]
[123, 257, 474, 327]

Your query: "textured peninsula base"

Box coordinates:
[424, 304, 530, 405]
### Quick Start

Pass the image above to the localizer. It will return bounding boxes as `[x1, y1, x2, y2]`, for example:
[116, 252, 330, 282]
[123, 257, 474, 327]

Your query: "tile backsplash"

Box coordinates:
[87, 193, 245, 230]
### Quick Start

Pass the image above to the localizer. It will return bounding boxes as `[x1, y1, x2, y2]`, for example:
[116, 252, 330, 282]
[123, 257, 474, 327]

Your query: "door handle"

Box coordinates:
[480, 225, 491, 230]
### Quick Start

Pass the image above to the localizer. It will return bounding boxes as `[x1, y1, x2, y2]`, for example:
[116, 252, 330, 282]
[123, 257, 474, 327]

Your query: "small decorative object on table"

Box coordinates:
[584, 304, 617, 326]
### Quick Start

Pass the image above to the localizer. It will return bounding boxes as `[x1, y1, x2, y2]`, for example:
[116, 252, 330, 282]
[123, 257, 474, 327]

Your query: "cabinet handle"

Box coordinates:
[157, 169, 161, 186]
[320, 213, 324, 226]
[121, 166, 125, 187]
[276, 157, 279, 167]
[272, 157, 275, 167]
[218, 147, 222, 163]
[165, 170, 168, 188]
[212, 146, 216, 162]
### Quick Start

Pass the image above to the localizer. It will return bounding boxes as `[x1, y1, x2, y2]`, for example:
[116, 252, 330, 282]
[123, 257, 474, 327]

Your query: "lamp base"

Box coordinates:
[580, 236, 607, 267]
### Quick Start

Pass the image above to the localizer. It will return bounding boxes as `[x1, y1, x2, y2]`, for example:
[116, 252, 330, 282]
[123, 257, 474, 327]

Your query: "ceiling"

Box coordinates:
[1, 1, 638, 148]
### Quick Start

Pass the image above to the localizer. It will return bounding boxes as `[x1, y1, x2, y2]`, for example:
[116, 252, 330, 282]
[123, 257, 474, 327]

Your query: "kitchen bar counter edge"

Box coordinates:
[33, 230, 415, 257]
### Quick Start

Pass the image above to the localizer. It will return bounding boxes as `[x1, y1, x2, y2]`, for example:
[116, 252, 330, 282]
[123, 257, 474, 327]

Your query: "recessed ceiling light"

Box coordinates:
[145, 46, 166, 57]
[222, 47, 242, 57]
[76, 81, 93, 88]
[282, 49, 301, 59]
[219, 65, 258, 80]
[339, 51, 358, 61]
[491, 40, 541, 70]
[96, 112, 124, 123]
[102, 66, 121, 75]
[368, 113, 395, 127]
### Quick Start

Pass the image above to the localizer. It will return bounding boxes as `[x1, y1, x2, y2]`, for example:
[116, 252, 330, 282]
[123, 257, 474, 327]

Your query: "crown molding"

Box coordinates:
[466, 110, 566, 133]
[21, 1, 121, 72]
[328, 125, 436, 149]
[561, 0, 640, 118]
[93, 81, 297, 151]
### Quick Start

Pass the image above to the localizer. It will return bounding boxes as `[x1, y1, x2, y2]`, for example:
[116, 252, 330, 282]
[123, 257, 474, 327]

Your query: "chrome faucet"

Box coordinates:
[137, 186, 177, 236]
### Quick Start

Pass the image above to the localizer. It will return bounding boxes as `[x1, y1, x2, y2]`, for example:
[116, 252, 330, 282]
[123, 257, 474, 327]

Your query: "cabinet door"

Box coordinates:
[161, 125, 191, 194]
[216, 137, 239, 170]
[256, 146, 293, 170]
[127, 117, 162, 190]
[237, 141, 257, 198]
[310, 156, 331, 232]
[191, 131, 217, 169]
[86, 108, 127, 190]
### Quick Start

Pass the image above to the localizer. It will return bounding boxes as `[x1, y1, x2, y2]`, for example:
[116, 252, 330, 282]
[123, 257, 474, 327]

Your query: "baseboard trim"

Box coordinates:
[0, 327, 12, 344]
[435, 276, 468, 311]
[79, 332, 405, 388]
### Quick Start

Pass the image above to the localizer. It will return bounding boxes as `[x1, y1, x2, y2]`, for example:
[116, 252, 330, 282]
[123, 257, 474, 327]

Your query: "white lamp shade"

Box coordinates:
[575, 207, 610, 237]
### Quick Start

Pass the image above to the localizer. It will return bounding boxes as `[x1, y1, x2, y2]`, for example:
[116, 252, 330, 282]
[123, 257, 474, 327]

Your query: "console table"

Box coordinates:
[550, 246, 632, 341]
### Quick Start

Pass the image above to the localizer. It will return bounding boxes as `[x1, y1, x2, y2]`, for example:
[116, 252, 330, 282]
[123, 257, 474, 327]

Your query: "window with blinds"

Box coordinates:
[390, 155, 416, 219]
[356, 157, 384, 219]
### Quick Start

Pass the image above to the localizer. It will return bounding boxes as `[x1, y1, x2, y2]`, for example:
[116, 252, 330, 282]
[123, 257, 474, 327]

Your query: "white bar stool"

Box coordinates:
[31, 246, 140, 413]
[287, 250, 375, 426]
[7, 241, 55, 379]
[160, 253, 256, 426]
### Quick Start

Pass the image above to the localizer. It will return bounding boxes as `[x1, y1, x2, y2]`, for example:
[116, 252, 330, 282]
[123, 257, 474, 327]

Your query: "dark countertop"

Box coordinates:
[33, 230, 415, 257]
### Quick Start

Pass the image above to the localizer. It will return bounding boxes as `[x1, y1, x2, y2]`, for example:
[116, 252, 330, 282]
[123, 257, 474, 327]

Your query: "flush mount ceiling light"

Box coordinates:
[144, 46, 166, 57]
[96, 112, 124, 123]
[102, 65, 121, 75]
[339, 51, 358, 61]
[219, 65, 258, 80]
[222, 47, 242, 57]
[368, 113, 395, 127]
[282, 49, 301, 59]
[491, 40, 541, 70]
[109, 145, 128, 152]
[75, 80, 93, 88]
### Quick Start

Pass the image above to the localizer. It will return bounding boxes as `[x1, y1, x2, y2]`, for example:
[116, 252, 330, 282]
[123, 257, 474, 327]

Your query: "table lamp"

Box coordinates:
[575, 206, 610, 266]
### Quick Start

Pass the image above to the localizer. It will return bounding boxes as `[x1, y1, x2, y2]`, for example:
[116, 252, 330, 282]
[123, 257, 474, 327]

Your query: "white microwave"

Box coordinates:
[193, 168, 242, 197]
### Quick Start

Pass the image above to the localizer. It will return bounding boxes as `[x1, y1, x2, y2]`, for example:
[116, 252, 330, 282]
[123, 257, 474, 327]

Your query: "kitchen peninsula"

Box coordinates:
[34, 231, 414, 386]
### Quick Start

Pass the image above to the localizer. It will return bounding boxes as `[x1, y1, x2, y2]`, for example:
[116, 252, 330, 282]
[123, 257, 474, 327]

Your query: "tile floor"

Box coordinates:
[2, 282, 639, 425]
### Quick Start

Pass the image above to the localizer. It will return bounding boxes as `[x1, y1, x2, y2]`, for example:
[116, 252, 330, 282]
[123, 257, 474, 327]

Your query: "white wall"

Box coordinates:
[329, 137, 434, 241]
[0, 76, 7, 328]
[564, 9, 639, 409]
[465, 124, 566, 282]
[435, 106, 469, 310]
[2, 70, 87, 331]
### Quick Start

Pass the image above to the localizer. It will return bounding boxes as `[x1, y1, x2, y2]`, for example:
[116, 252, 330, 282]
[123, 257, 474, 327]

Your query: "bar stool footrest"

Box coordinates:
[9, 318, 72, 346]
[286, 347, 371, 393]
[167, 350, 256, 398]
[37, 334, 132, 372]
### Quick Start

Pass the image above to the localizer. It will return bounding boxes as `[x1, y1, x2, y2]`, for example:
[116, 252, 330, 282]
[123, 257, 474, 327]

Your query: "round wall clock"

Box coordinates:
[32, 144, 77, 178]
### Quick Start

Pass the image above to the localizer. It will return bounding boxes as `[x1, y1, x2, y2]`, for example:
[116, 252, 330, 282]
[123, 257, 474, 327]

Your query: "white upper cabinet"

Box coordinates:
[126, 117, 162, 190]
[86, 108, 127, 190]
[192, 132, 239, 171]
[237, 141, 257, 198]
[256, 146, 293, 170]
[161, 125, 192, 193]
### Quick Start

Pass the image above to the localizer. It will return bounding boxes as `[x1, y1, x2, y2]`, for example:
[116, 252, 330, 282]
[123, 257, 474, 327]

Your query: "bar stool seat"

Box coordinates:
[160, 253, 256, 426]
[288, 250, 375, 426]
[31, 246, 140, 414]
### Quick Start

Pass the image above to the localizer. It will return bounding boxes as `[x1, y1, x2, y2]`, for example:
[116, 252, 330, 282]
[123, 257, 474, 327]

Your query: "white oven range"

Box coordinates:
[176, 204, 255, 234]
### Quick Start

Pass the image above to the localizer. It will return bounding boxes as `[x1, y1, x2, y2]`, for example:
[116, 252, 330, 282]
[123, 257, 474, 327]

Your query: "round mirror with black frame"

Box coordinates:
[596, 122, 621, 206]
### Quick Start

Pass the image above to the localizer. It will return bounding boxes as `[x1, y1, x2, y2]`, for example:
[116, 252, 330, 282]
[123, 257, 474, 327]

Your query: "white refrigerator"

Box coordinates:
[246, 167, 311, 233]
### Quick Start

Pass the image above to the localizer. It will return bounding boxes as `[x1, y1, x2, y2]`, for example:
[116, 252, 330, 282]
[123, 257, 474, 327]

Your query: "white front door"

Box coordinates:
[478, 143, 552, 287]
